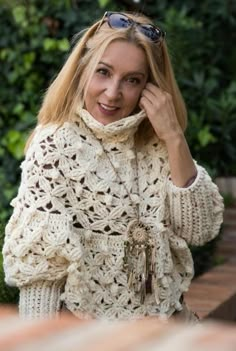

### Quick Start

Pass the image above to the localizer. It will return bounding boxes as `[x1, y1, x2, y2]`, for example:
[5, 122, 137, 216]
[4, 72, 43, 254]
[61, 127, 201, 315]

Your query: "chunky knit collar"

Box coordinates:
[77, 108, 146, 142]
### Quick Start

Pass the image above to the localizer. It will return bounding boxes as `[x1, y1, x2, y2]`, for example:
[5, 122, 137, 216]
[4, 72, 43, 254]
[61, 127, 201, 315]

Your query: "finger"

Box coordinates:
[145, 83, 163, 95]
[142, 86, 167, 104]
[142, 89, 167, 111]
[145, 84, 172, 103]
[139, 94, 152, 107]
[139, 96, 155, 115]
[141, 89, 155, 104]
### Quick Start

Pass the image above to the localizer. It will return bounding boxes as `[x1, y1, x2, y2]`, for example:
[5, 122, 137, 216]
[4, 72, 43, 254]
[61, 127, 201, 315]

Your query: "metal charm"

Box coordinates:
[123, 220, 155, 303]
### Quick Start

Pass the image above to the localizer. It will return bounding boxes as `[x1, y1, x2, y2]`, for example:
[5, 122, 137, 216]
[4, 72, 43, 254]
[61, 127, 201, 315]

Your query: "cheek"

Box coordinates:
[84, 82, 97, 106]
[125, 88, 143, 108]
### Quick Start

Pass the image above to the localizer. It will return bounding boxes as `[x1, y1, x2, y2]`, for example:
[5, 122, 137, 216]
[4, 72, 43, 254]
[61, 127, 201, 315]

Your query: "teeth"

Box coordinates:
[100, 103, 117, 111]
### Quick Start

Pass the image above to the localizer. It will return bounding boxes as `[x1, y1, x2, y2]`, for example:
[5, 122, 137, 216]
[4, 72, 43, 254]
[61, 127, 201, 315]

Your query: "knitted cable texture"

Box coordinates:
[3, 108, 224, 320]
[19, 280, 65, 319]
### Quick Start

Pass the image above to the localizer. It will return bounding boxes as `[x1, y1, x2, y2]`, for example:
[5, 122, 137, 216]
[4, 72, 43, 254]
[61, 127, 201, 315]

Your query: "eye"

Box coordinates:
[126, 77, 141, 85]
[96, 68, 109, 76]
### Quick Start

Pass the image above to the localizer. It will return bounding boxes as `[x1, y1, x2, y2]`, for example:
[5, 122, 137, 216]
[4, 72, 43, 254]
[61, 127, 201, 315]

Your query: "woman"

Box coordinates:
[3, 12, 224, 320]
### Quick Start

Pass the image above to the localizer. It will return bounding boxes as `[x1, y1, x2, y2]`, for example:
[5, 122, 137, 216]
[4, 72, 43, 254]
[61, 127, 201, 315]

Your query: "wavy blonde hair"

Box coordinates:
[25, 12, 187, 150]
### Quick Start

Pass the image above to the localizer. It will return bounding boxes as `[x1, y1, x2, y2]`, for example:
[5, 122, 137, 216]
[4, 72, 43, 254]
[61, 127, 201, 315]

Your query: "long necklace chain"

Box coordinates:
[84, 122, 141, 222]
[82, 119, 154, 303]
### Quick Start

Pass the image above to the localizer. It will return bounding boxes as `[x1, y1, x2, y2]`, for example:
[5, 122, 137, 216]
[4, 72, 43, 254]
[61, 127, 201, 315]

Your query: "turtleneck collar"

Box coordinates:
[76, 108, 146, 143]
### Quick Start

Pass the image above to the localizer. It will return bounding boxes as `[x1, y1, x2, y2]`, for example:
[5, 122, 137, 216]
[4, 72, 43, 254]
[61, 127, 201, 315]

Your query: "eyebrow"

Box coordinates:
[98, 61, 146, 76]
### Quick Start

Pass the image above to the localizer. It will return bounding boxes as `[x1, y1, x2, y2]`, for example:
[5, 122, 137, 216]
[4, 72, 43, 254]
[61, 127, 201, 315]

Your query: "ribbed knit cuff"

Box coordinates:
[19, 280, 65, 320]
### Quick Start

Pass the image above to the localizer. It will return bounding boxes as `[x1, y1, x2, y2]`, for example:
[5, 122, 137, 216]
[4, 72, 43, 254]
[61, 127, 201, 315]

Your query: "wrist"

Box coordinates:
[164, 130, 185, 148]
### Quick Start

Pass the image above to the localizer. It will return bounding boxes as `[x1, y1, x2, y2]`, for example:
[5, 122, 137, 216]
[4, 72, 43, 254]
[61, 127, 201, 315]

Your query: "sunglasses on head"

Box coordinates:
[97, 12, 166, 43]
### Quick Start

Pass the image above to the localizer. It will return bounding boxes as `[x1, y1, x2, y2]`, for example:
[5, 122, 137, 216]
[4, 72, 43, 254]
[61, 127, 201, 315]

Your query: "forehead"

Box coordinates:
[99, 40, 148, 73]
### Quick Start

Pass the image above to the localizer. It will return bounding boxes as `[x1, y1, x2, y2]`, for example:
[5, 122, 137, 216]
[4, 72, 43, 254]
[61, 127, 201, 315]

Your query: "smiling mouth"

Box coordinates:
[99, 103, 119, 111]
[98, 103, 121, 116]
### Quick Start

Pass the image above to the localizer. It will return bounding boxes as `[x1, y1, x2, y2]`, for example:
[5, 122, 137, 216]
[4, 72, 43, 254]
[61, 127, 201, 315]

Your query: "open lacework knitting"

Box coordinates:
[3, 109, 224, 320]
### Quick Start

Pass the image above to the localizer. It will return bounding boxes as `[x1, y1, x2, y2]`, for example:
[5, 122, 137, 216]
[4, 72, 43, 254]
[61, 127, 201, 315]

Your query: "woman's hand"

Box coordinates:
[139, 82, 197, 187]
[139, 83, 183, 143]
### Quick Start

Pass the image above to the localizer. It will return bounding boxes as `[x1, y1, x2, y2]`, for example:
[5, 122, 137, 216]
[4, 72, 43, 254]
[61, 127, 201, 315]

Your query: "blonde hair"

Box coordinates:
[25, 12, 187, 149]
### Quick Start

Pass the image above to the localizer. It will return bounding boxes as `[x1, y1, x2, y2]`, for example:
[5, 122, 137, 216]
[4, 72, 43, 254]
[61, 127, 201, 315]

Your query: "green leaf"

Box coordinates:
[43, 38, 57, 51]
[98, 0, 111, 8]
[13, 103, 24, 115]
[0, 48, 9, 60]
[193, 72, 204, 88]
[3, 130, 26, 160]
[57, 38, 70, 52]
[23, 52, 36, 70]
[197, 126, 216, 147]
[12, 5, 26, 24]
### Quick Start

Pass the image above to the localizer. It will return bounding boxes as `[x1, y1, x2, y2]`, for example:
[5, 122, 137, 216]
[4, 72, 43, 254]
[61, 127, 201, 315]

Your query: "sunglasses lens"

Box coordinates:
[109, 14, 131, 29]
[103, 13, 164, 43]
[139, 25, 162, 42]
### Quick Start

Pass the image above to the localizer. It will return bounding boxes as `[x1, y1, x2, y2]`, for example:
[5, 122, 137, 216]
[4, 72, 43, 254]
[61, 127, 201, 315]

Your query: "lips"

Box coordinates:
[100, 103, 118, 111]
[98, 103, 120, 116]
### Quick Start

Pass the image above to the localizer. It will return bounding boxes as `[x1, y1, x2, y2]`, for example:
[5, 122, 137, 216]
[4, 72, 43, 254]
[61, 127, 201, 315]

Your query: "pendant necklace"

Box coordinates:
[83, 122, 156, 304]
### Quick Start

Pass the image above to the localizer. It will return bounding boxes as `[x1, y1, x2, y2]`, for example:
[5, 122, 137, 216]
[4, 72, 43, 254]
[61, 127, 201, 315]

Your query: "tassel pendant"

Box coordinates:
[123, 242, 129, 269]
[128, 270, 134, 289]
[151, 246, 155, 274]
[140, 273, 146, 304]
[124, 221, 155, 303]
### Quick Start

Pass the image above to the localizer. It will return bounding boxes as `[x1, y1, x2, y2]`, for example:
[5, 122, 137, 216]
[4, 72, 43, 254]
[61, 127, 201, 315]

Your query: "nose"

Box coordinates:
[104, 79, 122, 100]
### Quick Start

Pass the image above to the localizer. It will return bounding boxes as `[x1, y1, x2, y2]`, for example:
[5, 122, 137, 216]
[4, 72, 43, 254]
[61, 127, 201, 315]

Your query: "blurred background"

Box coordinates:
[0, 0, 236, 305]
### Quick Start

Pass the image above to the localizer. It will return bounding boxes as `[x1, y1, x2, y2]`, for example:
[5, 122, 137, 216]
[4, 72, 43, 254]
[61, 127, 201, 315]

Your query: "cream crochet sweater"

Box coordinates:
[3, 108, 224, 320]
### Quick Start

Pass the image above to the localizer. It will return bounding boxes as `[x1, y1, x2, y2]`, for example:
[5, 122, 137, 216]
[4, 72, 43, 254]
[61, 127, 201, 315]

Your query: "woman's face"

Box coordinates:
[84, 40, 148, 125]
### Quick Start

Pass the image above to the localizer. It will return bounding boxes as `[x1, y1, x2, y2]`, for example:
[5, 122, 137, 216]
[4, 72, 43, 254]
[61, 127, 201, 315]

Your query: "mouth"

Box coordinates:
[98, 103, 120, 116]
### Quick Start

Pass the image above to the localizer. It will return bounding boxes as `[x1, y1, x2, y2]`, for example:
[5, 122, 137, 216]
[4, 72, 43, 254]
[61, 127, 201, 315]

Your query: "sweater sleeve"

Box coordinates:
[166, 164, 224, 246]
[3, 124, 83, 318]
[19, 281, 64, 319]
